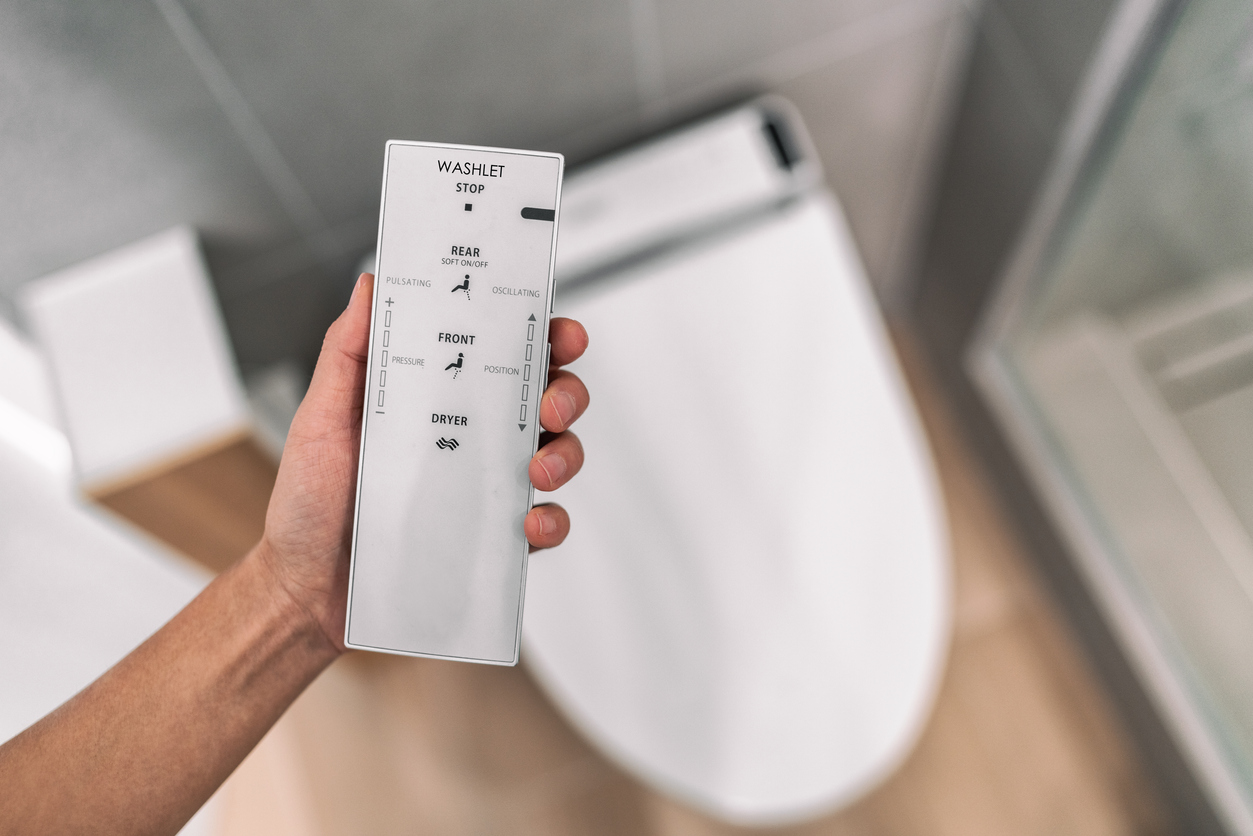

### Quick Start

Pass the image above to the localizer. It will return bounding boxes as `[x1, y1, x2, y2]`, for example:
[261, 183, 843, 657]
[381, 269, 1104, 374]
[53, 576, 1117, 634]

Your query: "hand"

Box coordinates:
[254, 273, 590, 652]
[0, 277, 596, 834]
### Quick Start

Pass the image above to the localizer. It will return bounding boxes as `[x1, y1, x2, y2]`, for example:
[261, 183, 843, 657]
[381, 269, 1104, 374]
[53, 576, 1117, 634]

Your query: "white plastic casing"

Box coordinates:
[345, 141, 563, 665]
[19, 227, 249, 490]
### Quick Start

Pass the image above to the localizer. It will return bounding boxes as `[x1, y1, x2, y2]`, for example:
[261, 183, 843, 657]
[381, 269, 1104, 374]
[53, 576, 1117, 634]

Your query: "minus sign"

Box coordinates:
[375, 410, 385, 414]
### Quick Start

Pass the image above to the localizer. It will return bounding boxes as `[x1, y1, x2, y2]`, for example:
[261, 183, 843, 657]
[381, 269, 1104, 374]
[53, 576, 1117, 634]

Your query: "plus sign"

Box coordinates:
[385, 298, 394, 307]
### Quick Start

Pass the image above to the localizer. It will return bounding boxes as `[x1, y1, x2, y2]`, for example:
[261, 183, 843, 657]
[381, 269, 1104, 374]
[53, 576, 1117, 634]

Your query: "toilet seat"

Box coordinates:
[522, 193, 950, 824]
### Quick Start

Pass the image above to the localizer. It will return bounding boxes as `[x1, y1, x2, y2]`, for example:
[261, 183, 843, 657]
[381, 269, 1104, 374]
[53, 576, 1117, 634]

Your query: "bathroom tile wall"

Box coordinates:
[910, 0, 1118, 362]
[0, 0, 973, 369]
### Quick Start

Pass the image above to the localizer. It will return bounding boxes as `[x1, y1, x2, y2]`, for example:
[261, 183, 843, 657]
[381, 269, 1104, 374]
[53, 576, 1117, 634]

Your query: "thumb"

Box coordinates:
[298, 273, 373, 435]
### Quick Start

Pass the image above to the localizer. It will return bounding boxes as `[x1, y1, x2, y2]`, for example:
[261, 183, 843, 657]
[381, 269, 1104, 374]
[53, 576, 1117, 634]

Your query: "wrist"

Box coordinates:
[242, 538, 345, 663]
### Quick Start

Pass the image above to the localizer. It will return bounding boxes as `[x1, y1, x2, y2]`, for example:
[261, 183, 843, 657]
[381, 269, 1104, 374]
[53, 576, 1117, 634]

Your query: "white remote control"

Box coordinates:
[345, 141, 563, 664]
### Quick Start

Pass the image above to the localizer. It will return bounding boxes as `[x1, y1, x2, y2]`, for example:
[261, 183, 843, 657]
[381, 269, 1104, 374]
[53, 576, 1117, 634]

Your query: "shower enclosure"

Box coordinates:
[972, 0, 1253, 831]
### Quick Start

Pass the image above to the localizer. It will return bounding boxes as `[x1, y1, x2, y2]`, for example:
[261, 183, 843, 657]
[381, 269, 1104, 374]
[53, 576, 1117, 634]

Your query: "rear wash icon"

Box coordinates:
[451, 275, 470, 299]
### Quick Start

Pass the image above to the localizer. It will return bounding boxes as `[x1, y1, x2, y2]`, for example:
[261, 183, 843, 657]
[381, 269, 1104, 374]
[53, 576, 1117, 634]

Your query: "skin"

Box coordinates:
[0, 273, 591, 836]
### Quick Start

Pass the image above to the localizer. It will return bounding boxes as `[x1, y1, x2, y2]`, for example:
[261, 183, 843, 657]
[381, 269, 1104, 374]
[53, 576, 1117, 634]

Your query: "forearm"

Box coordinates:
[0, 541, 340, 836]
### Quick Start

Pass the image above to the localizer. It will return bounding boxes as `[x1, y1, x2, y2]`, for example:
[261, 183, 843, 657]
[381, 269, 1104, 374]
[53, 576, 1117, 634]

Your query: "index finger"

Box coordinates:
[549, 317, 588, 368]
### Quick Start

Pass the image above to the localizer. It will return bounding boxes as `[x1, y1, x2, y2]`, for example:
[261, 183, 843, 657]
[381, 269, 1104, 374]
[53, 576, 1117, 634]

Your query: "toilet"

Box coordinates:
[520, 99, 951, 824]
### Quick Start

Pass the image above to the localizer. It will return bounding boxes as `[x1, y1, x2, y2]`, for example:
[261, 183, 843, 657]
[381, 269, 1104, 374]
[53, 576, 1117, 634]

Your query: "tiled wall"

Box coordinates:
[0, 0, 972, 369]
[911, 0, 1119, 363]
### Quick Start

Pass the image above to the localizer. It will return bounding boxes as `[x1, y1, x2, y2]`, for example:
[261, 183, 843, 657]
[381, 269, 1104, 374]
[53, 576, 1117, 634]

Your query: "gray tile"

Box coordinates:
[913, 20, 1068, 356]
[0, 1, 298, 301]
[775, 10, 969, 292]
[993, 0, 1117, 116]
[0, 0, 977, 368]
[655, 0, 938, 99]
[178, 0, 641, 230]
[218, 260, 351, 373]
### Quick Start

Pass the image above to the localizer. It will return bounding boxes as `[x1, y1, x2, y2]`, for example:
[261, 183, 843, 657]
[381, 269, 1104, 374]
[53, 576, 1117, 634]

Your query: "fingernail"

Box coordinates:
[348, 273, 367, 309]
[536, 451, 567, 486]
[552, 391, 577, 429]
[537, 510, 557, 536]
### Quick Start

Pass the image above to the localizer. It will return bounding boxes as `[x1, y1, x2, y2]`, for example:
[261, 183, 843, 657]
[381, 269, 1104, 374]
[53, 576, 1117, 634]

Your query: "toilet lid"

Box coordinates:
[522, 194, 950, 824]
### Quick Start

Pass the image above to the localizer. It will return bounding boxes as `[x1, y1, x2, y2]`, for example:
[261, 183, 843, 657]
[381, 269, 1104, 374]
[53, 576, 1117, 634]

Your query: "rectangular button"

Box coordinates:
[383, 330, 390, 347]
[521, 384, 529, 402]
[381, 351, 388, 366]
[379, 370, 386, 387]
[519, 404, 527, 421]
[523, 364, 531, 381]
[377, 391, 385, 407]
[525, 344, 532, 361]
[527, 324, 535, 341]
[384, 311, 392, 327]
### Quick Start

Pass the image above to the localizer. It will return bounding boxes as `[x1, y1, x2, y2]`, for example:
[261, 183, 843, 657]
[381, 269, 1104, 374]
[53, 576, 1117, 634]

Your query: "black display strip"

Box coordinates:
[521, 207, 556, 221]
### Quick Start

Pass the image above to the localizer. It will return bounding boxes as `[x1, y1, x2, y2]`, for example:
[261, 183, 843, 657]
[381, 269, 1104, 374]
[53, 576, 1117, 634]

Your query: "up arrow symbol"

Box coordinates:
[528, 314, 536, 321]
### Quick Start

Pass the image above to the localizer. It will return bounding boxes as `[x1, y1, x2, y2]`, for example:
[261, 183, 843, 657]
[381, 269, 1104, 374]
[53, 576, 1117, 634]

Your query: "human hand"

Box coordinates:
[253, 273, 589, 652]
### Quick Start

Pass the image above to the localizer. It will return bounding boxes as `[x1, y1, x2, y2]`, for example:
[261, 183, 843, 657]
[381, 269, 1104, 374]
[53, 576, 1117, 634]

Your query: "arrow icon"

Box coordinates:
[519, 424, 527, 431]
[528, 314, 536, 321]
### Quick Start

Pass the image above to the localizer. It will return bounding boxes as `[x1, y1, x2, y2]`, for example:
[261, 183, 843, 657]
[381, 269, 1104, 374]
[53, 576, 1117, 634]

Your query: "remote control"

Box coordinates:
[345, 141, 563, 665]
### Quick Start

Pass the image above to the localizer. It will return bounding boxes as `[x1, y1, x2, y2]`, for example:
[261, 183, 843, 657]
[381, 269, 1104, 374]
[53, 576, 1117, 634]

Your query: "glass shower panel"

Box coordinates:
[979, 0, 1253, 828]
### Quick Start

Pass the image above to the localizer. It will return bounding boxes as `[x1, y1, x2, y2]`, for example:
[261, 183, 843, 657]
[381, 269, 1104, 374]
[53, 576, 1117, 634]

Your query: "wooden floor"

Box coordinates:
[102, 329, 1173, 835]
[94, 433, 277, 575]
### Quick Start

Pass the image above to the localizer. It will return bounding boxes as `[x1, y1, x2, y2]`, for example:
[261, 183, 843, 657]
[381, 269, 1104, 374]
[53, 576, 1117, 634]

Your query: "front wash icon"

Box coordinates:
[436, 437, 459, 450]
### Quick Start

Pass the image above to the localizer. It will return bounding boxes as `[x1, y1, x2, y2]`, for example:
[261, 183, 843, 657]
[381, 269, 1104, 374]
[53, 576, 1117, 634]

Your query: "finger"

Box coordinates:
[548, 317, 588, 368]
[296, 273, 373, 435]
[525, 503, 570, 550]
[529, 431, 584, 492]
[539, 369, 589, 433]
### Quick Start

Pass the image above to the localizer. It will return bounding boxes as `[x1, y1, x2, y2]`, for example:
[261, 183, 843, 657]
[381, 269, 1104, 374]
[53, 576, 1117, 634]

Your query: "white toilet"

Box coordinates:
[520, 100, 951, 824]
